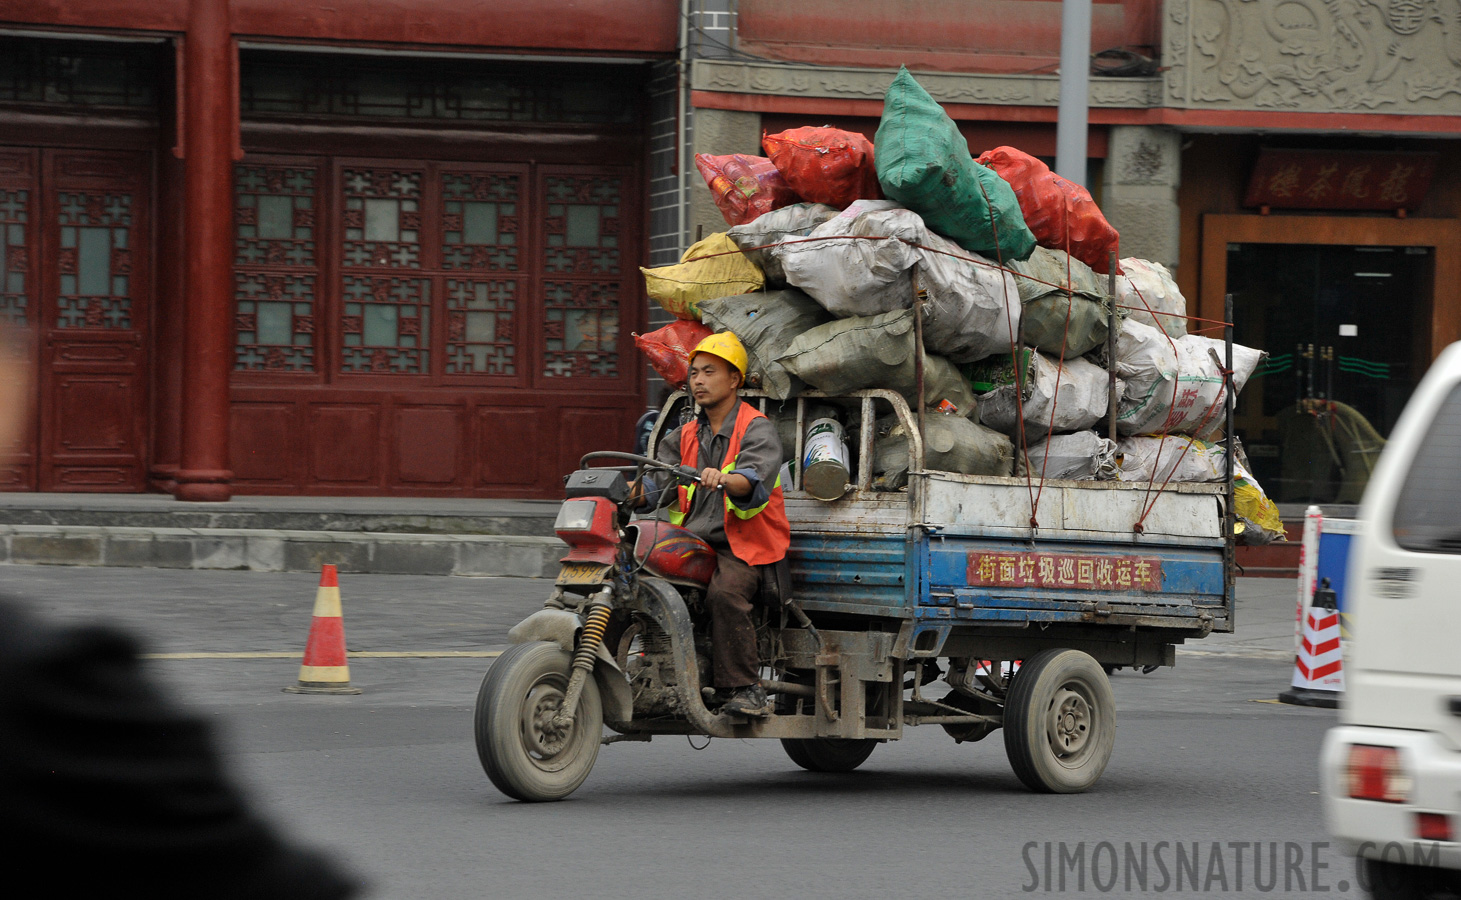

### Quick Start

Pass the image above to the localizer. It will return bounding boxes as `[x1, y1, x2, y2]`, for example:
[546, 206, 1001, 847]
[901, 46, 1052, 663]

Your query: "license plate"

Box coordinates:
[556, 562, 611, 586]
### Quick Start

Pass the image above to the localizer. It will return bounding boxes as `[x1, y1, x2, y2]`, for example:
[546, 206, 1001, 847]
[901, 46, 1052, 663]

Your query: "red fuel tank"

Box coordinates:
[629, 521, 718, 587]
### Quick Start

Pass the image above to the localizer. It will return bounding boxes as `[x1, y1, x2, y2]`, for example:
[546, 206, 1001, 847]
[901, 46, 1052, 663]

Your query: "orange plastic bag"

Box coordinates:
[634, 319, 714, 389]
[976, 146, 1121, 275]
[695, 153, 801, 226]
[763, 127, 883, 209]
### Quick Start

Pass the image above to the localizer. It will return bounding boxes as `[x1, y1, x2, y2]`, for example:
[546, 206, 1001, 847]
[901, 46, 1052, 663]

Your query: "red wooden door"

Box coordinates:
[36, 150, 151, 491]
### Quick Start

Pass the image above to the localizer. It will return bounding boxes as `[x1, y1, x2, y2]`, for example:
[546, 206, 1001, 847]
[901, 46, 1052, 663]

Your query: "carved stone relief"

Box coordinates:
[692, 60, 1163, 108]
[1166, 0, 1461, 114]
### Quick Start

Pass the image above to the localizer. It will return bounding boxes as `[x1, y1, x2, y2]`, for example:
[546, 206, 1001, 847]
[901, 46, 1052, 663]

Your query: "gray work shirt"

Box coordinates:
[649, 400, 783, 550]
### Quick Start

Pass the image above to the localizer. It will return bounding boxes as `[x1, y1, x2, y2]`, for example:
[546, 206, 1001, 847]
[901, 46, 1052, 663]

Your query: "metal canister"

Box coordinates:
[802, 418, 850, 501]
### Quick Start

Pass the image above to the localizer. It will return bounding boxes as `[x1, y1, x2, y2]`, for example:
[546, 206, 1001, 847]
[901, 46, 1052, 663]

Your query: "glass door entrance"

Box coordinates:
[1226, 243, 1431, 505]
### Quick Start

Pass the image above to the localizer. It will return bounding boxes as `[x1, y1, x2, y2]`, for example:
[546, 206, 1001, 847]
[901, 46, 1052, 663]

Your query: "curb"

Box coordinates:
[0, 525, 565, 578]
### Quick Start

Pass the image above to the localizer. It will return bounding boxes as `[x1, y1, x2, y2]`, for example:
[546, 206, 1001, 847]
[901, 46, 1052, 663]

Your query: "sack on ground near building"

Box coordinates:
[1007, 246, 1115, 358]
[874, 414, 1013, 489]
[875, 67, 1036, 261]
[771, 201, 1020, 363]
[977, 352, 1109, 445]
[1020, 431, 1119, 481]
[641, 232, 764, 320]
[695, 153, 801, 227]
[976, 146, 1120, 275]
[1111, 319, 1263, 437]
[634, 319, 714, 389]
[725, 202, 839, 285]
[1116, 435, 1226, 483]
[698, 288, 834, 400]
[762, 126, 883, 209]
[777, 308, 978, 415]
[1115, 257, 1187, 338]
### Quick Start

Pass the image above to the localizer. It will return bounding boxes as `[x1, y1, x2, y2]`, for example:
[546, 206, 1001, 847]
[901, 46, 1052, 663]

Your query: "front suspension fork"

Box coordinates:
[552, 597, 613, 729]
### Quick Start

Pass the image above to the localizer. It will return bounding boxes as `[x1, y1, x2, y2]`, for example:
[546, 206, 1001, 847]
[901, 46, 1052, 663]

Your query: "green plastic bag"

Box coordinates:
[874, 67, 1036, 261]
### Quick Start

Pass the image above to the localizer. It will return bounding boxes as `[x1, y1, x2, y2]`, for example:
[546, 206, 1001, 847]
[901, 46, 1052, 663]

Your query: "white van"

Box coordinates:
[1322, 342, 1461, 898]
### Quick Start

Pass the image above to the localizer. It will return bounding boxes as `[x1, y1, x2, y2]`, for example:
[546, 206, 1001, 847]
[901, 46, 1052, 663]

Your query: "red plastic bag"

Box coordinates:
[976, 146, 1121, 275]
[763, 126, 883, 209]
[634, 319, 714, 389]
[695, 153, 801, 226]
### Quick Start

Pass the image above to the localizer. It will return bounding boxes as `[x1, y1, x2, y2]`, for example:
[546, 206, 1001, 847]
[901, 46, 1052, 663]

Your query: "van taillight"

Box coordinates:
[1347, 745, 1412, 803]
[1417, 812, 1453, 842]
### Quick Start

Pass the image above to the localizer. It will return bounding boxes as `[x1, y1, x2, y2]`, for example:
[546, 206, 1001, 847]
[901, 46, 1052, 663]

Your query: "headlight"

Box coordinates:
[554, 500, 598, 532]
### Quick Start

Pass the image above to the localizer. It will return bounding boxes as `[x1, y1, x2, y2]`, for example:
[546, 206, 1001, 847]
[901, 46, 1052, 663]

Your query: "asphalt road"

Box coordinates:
[3, 567, 1347, 899]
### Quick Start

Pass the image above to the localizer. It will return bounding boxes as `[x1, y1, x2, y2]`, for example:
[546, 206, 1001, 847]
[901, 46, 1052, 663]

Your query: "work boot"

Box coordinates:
[721, 683, 771, 718]
[700, 686, 734, 708]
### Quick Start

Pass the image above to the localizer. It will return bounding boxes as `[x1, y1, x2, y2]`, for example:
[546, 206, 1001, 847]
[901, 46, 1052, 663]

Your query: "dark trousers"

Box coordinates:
[708, 549, 761, 688]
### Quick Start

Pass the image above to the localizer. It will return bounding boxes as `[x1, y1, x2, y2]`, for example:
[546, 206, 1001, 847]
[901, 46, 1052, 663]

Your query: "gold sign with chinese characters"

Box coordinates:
[966, 551, 1165, 592]
[1244, 149, 1437, 212]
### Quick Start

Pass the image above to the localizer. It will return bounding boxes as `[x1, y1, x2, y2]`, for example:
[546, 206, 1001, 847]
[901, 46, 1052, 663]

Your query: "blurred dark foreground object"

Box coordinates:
[0, 597, 358, 900]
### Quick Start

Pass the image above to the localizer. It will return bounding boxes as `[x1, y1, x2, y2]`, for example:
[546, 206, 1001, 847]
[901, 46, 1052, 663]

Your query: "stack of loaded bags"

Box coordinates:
[633, 67, 1284, 543]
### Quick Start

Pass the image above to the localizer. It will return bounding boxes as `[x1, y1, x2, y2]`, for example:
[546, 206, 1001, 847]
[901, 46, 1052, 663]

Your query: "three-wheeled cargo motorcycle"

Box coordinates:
[473, 387, 1235, 802]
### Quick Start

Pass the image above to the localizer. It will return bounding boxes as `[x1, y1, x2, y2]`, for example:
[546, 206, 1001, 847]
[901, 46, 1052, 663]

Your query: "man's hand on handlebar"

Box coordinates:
[699, 468, 752, 498]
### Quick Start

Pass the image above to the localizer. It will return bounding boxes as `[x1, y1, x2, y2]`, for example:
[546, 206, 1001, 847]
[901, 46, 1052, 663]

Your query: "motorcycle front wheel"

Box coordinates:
[475, 641, 602, 802]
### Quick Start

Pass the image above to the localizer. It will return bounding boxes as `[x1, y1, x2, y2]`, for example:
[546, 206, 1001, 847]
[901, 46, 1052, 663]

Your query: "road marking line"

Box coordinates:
[142, 650, 503, 660]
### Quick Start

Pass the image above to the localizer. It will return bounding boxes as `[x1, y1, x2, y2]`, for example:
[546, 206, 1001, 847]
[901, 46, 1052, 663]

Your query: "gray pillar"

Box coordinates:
[688, 107, 763, 244]
[1102, 125, 1182, 273]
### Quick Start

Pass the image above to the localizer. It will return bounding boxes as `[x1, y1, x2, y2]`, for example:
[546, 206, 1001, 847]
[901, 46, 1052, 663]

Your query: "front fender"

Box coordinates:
[507, 608, 581, 652]
[507, 608, 634, 730]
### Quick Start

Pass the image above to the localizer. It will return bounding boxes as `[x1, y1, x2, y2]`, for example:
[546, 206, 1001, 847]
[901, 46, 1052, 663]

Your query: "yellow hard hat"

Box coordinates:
[690, 332, 748, 379]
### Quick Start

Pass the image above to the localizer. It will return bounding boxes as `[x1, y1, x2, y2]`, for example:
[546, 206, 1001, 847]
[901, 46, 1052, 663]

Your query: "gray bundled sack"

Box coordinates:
[778, 309, 978, 416]
[978, 353, 1110, 445]
[1007, 247, 1115, 358]
[1111, 319, 1264, 437]
[725, 202, 840, 285]
[770, 201, 1020, 363]
[698, 289, 833, 399]
[874, 415, 1013, 490]
[1020, 431, 1119, 481]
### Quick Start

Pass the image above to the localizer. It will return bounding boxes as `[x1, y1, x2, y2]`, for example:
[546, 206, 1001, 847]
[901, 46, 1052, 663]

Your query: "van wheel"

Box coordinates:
[1361, 858, 1461, 900]
[1003, 648, 1115, 793]
[781, 738, 877, 772]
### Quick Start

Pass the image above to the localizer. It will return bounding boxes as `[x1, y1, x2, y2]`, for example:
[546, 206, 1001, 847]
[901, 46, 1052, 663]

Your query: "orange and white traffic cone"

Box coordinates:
[1279, 577, 1343, 708]
[283, 564, 362, 695]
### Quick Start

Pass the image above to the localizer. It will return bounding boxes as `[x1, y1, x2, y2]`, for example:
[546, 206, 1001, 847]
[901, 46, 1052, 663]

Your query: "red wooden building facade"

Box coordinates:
[0, 1, 679, 500]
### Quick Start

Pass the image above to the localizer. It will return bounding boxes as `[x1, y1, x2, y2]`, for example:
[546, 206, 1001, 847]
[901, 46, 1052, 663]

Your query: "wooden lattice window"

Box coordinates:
[56, 191, 132, 329]
[341, 275, 430, 374]
[0, 189, 27, 326]
[445, 278, 515, 376]
[441, 172, 519, 271]
[541, 174, 623, 379]
[234, 162, 318, 371]
[341, 167, 421, 268]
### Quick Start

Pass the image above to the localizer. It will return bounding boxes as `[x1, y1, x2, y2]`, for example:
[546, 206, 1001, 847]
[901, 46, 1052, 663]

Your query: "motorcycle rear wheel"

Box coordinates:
[475, 641, 602, 802]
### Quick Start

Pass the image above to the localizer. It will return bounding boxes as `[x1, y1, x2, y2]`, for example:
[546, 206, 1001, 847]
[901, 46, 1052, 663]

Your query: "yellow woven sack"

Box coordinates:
[641, 232, 764, 321]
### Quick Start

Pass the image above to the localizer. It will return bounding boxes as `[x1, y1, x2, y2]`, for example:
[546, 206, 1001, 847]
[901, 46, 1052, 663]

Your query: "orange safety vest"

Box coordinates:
[669, 401, 790, 566]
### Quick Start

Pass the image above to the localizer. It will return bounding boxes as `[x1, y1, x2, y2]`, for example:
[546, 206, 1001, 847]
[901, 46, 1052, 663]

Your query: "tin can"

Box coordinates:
[802, 418, 850, 501]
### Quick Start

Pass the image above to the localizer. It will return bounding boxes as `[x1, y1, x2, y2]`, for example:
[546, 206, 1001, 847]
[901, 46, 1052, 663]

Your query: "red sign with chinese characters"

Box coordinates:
[966, 551, 1165, 592]
[1244, 149, 1437, 211]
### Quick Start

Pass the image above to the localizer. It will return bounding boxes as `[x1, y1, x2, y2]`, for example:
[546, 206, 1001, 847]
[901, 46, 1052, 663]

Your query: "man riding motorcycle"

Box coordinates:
[633, 332, 790, 718]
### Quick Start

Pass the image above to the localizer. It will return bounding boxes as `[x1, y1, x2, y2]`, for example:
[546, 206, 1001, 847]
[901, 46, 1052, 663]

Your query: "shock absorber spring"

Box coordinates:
[554, 602, 613, 729]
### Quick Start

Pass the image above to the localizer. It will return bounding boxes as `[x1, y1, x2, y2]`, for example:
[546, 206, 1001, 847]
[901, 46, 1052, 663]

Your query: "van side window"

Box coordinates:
[1393, 383, 1461, 553]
